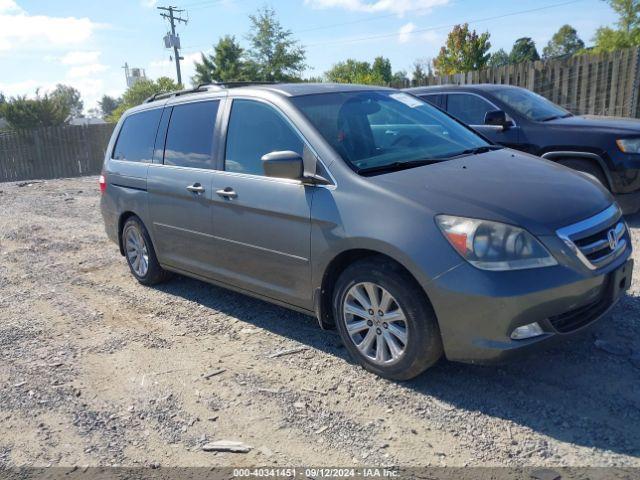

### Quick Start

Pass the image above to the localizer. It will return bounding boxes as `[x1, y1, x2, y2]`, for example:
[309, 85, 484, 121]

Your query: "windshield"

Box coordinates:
[493, 88, 572, 122]
[291, 91, 491, 174]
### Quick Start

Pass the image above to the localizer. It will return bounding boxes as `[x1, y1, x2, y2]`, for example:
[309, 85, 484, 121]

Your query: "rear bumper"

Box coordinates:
[427, 252, 633, 364]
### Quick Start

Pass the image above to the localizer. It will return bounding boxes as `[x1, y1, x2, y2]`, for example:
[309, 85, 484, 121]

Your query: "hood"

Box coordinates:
[369, 150, 614, 235]
[548, 114, 640, 134]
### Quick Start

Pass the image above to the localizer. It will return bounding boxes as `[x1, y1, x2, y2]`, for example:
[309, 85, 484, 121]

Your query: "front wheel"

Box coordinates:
[332, 257, 443, 380]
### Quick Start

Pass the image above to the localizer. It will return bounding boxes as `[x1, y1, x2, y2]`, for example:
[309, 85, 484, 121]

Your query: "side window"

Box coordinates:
[446, 94, 495, 125]
[163, 100, 220, 169]
[225, 100, 304, 176]
[421, 94, 444, 109]
[112, 109, 162, 162]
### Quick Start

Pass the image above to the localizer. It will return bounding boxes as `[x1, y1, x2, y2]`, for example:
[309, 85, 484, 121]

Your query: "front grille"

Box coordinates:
[548, 276, 614, 333]
[557, 205, 629, 270]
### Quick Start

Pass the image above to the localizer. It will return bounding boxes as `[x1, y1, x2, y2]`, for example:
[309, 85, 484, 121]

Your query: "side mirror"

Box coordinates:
[484, 110, 511, 129]
[261, 151, 304, 180]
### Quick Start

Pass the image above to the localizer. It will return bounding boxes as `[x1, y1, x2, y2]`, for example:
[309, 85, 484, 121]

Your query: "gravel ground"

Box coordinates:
[0, 176, 639, 468]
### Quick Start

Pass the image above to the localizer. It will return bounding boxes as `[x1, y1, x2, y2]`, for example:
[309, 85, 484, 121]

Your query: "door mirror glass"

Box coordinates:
[261, 151, 304, 180]
[484, 110, 511, 129]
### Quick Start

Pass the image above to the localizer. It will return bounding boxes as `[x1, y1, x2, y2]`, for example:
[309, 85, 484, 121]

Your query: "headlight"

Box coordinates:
[436, 215, 558, 271]
[616, 138, 640, 154]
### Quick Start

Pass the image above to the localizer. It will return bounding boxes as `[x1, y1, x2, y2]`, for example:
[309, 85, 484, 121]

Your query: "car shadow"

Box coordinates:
[153, 267, 640, 459]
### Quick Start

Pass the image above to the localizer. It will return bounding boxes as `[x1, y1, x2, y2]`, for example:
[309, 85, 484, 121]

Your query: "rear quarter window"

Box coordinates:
[112, 108, 162, 163]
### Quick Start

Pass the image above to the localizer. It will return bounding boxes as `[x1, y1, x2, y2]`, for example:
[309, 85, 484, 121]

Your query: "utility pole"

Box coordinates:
[158, 6, 187, 85]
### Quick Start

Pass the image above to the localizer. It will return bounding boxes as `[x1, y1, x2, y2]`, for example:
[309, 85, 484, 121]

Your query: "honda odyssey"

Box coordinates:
[100, 83, 633, 380]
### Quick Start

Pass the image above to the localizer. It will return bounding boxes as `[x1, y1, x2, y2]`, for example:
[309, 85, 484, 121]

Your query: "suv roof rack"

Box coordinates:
[144, 81, 280, 103]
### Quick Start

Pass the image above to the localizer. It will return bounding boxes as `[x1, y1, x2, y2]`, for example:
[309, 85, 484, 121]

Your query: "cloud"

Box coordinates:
[0, 2, 100, 52]
[60, 51, 101, 66]
[140, 0, 157, 7]
[0, 0, 21, 14]
[67, 63, 108, 79]
[398, 22, 416, 43]
[304, 0, 450, 16]
[148, 51, 207, 82]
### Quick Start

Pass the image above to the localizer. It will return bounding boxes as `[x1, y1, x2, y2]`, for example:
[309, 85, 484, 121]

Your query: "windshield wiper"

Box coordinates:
[444, 145, 504, 157]
[358, 159, 442, 175]
[540, 113, 572, 122]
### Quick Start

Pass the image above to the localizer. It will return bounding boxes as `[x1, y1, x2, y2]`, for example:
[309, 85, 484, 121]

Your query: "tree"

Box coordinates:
[2, 93, 70, 130]
[509, 37, 540, 64]
[245, 7, 306, 81]
[433, 24, 491, 75]
[192, 35, 248, 85]
[593, 0, 640, 52]
[488, 48, 510, 67]
[391, 70, 409, 87]
[411, 59, 433, 86]
[50, 84, 83, 118]
[543, 25, 585, 59]
[371, 56, 393, 84]
[98, 95, 121, 119]
[108, 77, 180, 122]
[607, 0, 640, 33]
[325, 59, 376, 84]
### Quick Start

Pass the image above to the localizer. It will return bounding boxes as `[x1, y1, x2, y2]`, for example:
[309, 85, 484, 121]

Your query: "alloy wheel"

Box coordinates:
[342, 282, 408, 365]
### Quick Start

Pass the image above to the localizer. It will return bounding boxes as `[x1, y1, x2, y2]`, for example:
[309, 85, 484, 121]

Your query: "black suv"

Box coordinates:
[405, 84, 640, 214]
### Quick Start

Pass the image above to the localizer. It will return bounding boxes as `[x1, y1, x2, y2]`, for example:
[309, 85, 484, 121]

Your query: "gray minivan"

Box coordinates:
[100, 83, 633, 380]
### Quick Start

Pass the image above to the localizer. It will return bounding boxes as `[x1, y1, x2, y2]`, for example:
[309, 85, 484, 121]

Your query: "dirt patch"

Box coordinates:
[0, 176, 639, 467]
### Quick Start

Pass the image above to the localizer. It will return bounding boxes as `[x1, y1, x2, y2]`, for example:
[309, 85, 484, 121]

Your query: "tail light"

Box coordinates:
[99, 174, 106, 194]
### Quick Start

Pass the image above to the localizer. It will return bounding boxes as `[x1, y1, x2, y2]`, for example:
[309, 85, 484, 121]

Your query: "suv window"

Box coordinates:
[112, 108, 162, 162]
[225, 100, 304, 176]
[446, 93, 495, 125]
[164, 101, 220, 169]
[420, 94, 445, 109]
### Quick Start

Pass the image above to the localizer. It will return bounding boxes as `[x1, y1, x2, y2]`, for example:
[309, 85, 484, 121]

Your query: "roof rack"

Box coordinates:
[144, 81, 280, 103]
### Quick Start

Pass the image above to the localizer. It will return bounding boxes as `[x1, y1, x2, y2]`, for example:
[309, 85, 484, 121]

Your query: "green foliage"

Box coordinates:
[607, 0, 640, 32]
[509, 37, 540, 64]
[325, 59, 375, 84]
[324, 56, 395, 85]
[245, 7, 306, 81]
[543, 25, 585, 59]
[98, 95, 121, 119]
[592, 0, 640, 51]
[2, 92, 70, 130]
[410, 59, 433, 86]
[488, 48, 510, 67]
[50, 84, 84, 118]
[192, 35, 248, 85]
[433, 24, 491, 75]
[371, 56, 393, 84]
[108, 77, 180, 122]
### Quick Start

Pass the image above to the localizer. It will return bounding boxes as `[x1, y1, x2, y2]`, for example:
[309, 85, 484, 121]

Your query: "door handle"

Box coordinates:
[216, 187, 237, 198]
[186, 183, 205, 194]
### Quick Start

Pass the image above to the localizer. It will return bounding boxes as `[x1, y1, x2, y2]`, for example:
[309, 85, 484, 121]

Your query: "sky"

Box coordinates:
[0, 0, 620, 113]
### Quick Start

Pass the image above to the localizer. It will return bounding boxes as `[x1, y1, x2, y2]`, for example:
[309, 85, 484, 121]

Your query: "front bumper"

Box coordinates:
[427, 251, 633, 364]
[615, 190, 640, 215]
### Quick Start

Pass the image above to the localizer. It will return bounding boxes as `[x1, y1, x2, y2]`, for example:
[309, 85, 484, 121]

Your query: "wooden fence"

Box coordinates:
[413, 47, 640, 118]
[0, 123, 115, 183]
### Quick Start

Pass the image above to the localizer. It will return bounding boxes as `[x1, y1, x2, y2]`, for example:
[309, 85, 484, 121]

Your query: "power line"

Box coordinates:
[304, 0, 588, 48]
[158, 5, 188, 85]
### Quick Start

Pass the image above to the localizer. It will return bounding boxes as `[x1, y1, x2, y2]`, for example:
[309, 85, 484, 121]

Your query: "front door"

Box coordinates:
[208, 99, 313, 308]
[444, 93, 521, 148]
[147, 99, 222, 277]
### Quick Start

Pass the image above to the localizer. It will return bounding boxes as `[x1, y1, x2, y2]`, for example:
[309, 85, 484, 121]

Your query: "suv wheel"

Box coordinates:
[333, 257, 443, 380]
[122, 216, 171, 285]
[558, 159, 609, 190]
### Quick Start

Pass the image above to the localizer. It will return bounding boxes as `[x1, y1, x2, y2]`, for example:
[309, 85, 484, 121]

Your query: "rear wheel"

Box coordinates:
[557, 158, 609, 190]
[122, 216, 171, 285]
[332, 257, 443, 380]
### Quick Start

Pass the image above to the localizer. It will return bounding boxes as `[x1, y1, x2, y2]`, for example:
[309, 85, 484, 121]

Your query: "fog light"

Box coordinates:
[510, 322, 544, 340]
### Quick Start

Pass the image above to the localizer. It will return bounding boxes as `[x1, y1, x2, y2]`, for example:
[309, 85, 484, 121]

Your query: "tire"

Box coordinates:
[332, 257, 443, 380]
[557, 158, 609, 190]
[122, 216, 172, 286]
